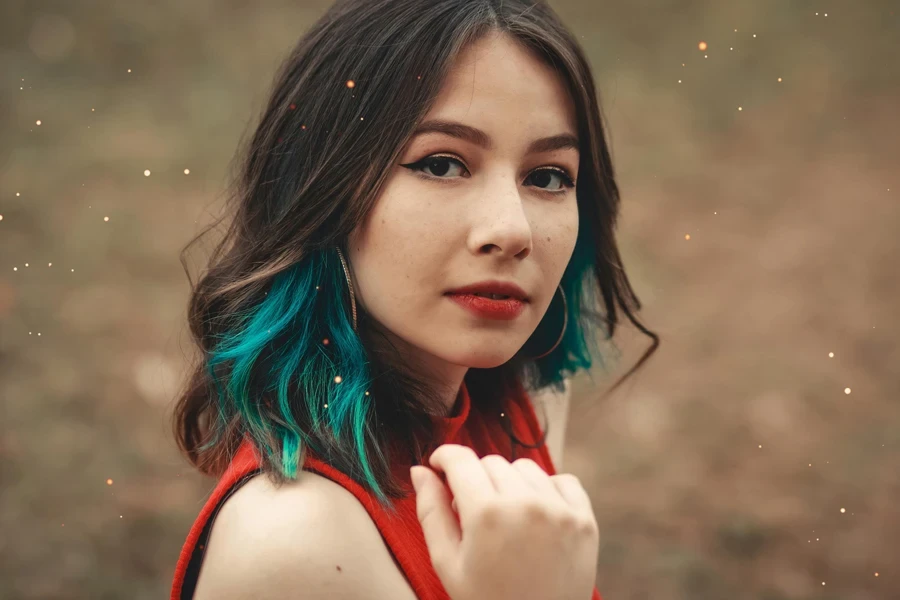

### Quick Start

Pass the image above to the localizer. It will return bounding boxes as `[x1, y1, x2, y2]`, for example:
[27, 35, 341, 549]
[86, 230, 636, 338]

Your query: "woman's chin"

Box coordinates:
[458, 349, 519, 369]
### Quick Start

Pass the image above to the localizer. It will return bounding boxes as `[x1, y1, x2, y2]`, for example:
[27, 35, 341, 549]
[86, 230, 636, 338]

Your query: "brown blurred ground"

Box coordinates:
[1, 1, 898, 599]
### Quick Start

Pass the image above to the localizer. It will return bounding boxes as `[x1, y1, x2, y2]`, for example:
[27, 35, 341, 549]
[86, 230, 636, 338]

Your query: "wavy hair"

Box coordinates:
[172, 0, 659, 514]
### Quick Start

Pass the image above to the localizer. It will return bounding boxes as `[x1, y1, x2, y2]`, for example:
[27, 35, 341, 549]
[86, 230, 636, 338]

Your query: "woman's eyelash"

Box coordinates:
[401, 154, 576, 191]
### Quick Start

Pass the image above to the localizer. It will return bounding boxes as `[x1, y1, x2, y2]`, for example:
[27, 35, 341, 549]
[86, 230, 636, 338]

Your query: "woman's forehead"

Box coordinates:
[423, 35, 578, 143]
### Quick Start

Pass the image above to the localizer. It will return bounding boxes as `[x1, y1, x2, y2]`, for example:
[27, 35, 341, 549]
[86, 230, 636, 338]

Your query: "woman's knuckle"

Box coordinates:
[517, 498, 553, 522]
[481, 454, 509, 466]
[552, 473, 581, 485]
[577, 516, 599, 538]
[556, 511, 579, 530]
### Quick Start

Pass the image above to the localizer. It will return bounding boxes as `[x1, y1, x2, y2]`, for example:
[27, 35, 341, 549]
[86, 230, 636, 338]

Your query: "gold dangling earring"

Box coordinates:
[522, 284, 567, 360]
[335, 247, 357, 332]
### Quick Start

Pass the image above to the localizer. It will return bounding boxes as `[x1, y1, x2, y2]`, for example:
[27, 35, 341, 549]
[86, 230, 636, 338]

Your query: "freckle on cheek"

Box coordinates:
[546, 236, 551, 242]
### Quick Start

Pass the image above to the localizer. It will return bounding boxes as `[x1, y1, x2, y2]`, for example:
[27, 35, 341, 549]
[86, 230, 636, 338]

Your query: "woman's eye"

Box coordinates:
[525, 168, 575, 193]
[410, 155, 468, 179]
[402, 154, 576, 194]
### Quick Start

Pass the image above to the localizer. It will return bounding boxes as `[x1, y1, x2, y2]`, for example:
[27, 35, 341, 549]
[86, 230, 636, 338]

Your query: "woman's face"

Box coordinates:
[348, 31, 580, 390]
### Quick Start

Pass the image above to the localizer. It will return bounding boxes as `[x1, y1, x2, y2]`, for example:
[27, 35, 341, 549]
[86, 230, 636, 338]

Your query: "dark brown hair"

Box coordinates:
[172, 0, 658, 510]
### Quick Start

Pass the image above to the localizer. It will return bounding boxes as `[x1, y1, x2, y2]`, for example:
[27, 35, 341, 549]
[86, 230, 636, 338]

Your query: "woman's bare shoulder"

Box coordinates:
[192, 468, 418, 600]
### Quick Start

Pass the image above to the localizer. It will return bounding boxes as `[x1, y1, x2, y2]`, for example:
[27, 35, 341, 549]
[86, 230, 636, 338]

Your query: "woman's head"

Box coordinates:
[348, 30, 580, 395]
[174, 0, 658, 511]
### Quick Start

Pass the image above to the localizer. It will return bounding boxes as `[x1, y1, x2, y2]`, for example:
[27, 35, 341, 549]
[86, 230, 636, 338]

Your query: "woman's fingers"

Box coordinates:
[428, 444, 496, 517]
[510, 458, 566, 506]
[411, 465, 462, 567]
[428, 445, 592, 521]
[479, 455, 533, 496]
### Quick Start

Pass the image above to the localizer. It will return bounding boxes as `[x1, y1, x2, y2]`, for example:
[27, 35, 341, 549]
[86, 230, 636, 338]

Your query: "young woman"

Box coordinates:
[169, 0, 658, 598]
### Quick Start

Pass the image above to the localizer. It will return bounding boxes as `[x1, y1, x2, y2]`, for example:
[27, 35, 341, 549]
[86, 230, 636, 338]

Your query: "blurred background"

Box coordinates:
[2, 1, 898, 598]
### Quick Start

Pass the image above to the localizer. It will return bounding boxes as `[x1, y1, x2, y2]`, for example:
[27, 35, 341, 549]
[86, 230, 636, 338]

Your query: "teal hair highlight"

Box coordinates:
[200, 247, 396, 511]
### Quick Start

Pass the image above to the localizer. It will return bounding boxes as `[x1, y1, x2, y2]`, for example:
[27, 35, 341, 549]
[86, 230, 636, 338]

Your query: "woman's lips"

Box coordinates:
[445, 293, 527, 320]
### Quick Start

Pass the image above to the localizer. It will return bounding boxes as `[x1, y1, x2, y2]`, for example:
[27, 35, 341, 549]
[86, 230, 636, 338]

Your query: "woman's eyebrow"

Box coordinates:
[411, 119, 579, 155]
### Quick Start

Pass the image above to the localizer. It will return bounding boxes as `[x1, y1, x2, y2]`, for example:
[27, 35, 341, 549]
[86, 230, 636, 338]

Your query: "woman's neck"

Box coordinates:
[366, 321, 468, 416]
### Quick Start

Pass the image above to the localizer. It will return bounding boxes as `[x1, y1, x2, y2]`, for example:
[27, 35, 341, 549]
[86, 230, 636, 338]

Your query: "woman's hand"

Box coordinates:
[411, 444, 599, 600]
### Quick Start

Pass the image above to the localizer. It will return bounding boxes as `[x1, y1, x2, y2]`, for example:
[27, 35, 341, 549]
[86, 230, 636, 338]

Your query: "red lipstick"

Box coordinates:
[446, 294, 526, 320]
[446, 280, 529, 301]
[445, 280, 530, 321]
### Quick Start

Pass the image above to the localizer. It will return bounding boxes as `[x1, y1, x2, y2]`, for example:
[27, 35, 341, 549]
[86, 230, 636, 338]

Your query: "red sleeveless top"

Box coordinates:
[170, 379, 603, 600]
